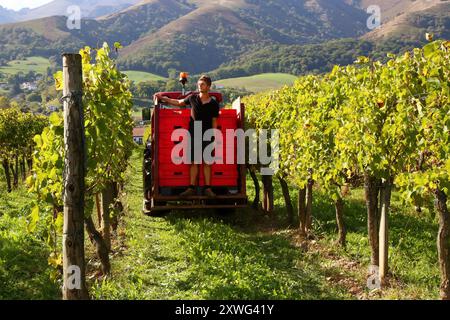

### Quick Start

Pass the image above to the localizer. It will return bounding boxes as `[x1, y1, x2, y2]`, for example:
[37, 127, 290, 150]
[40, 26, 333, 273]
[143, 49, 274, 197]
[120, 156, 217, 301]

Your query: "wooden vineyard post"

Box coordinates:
[305, 176, 314, 232]
[62, 54, 89, 300]
[378, 205, 388, 286]
[379, 177, 393, 286]
[298, 188, 307, 238]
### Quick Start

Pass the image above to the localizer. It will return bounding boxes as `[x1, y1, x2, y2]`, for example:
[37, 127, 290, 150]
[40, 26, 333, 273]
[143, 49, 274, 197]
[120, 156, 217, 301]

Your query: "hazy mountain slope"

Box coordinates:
[98, 0, 195, 47]
[235, 0, 368, 43]
[0, 0, 141, 24]
[0, 16, 110, 64]
[363, 1, 450, 41]
[356, 0, 443, 22]
[116, 0, 369, 74]
[0, 0, 194, 55]
[0, 16, 72, 41]
[0, 0, 447, 77]
[118, 4, 262, 75]
[0, 6, 19, 23]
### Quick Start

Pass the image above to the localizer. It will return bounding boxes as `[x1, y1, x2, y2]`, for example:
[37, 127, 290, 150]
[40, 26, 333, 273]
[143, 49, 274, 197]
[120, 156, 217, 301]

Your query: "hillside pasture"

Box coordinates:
[215, 73, 298, 93]
[123, 70, 167, 83]
[0, 57, 50, 75]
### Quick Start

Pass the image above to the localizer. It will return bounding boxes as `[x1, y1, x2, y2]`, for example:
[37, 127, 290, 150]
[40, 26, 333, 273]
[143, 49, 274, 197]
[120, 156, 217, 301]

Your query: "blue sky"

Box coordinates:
[1, 0, 53, 11]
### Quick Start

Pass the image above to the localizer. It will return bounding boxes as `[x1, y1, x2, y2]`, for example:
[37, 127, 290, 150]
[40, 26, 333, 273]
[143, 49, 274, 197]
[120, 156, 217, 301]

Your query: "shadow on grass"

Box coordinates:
[311, 192, 367, 236]
[304, 189, 440, 293]
[123, 149, 439, 298]
[132, 155, 440, 298]
[164, 209, 350, 300]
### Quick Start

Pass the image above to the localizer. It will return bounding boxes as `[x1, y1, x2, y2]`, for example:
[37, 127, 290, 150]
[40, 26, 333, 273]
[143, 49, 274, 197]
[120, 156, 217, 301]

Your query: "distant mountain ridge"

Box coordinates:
[0, 6, 20, 24]
[0, 0, 448, 78]
[113, 0, 370, 74]
[0, 0, 141, 23]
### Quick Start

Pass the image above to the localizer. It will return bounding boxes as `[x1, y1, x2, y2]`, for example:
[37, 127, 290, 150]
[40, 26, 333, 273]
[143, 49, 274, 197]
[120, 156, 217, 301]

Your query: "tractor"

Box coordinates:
[143, 74, 248, 215]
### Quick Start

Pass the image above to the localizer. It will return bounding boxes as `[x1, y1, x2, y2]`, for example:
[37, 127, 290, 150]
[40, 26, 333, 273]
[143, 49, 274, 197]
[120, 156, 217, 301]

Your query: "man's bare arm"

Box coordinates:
[154, 94, 187, 107]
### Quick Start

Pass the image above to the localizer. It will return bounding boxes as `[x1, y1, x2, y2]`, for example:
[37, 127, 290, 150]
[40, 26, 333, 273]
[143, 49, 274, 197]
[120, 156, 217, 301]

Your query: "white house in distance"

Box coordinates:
[133, 127, 145, 145]
[20, 82, 37, 91]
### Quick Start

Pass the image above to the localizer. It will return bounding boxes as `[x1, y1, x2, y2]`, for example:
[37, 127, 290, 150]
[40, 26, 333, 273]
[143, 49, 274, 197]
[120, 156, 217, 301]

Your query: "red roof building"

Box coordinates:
[133, 127, 146, 145]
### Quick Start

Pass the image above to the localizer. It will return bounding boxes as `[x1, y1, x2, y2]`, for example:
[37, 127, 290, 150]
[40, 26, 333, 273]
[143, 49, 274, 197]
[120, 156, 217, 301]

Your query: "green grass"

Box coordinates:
[0, 181, 61, 300]
[0, 149, 442, 300]
[239, 173, 441, 299]
[90, 150, 352, 300]
[132, 109, 142, 120]
[0, 57, 50, 75]
[215, 73, 298, 93]
[265, 182, 440, 299]
[123, 71, 167, 83]
[309, 189, 440, 299]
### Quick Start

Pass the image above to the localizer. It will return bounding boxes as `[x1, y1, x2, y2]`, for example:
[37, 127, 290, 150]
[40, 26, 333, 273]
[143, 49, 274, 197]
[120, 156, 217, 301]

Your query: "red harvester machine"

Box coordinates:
[143, 91, 248, 215]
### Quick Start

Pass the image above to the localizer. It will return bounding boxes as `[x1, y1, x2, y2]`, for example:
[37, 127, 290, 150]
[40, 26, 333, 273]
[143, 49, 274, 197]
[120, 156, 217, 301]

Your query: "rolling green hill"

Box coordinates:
[215, 73, 297, 93]
[0, 56, 50, 75]
[123, 71, 167, 83]
[208, 38, 422, 80]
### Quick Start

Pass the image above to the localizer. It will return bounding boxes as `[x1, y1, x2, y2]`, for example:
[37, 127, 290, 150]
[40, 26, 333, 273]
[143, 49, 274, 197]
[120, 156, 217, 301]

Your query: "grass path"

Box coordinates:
[91, 150, 355, 299]
[92, 148, 441, 299]
[0, 148, 441, 299]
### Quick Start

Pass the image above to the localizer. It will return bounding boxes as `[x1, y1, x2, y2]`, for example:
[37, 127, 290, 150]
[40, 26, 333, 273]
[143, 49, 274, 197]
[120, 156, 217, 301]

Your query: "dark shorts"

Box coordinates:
[189, 118, 215, 164]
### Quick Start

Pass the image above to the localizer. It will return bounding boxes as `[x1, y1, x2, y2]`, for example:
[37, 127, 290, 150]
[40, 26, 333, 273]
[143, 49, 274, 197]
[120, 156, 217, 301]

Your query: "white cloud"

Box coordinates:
[0, 0, 53, 11]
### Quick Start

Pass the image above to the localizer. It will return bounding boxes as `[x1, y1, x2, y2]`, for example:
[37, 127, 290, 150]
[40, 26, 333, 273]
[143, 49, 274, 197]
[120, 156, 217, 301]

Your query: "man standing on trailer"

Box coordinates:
[154, 75, 219, 198]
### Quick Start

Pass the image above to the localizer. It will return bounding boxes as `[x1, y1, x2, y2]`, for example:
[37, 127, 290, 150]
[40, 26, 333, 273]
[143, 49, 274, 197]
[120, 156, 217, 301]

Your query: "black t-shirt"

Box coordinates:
[184, 94, 220, 131]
